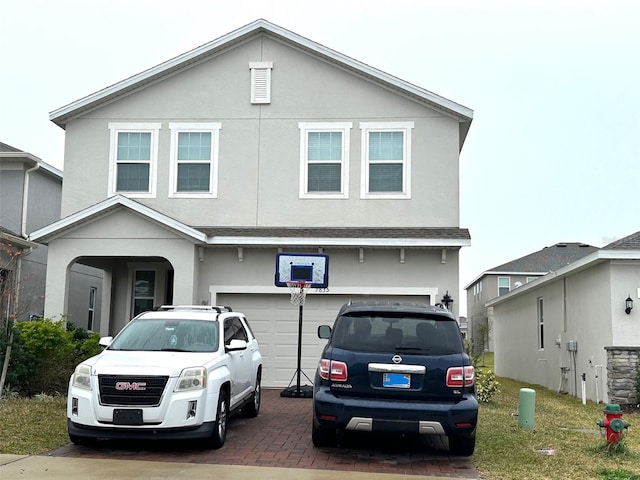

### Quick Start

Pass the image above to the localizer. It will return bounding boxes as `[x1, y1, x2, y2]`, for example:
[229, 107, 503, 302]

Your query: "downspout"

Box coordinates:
[22, 161, 40, 237]
[17, 162, 40, 312]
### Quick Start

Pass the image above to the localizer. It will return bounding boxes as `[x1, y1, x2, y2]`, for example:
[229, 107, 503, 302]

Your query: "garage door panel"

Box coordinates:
[217, 293, 419, 387]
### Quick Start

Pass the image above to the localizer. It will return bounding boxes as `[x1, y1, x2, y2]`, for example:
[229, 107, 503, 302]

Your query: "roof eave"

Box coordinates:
[207, 237, 471, 247]
[49, 19, 473, 130]
[0, 231, 39, 249]
[29, 195, 207, 245]
[485, 250, 640, 307]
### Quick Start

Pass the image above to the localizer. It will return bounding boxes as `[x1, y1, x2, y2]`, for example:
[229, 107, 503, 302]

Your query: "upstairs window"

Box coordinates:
[109, 123, 160, 198]
[169, 123, 221, 198]
[360, 122, 413, 198]
[498, 277, 511, 296]
[299, 122, 351, 198]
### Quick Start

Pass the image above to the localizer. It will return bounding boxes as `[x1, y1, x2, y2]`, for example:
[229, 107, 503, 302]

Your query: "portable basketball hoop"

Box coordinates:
[286, 281, 312, 306]
[276, 254, 329, 398]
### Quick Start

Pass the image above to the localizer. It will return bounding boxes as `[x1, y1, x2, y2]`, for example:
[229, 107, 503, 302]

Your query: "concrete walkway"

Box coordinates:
[1, 454, 474, 480]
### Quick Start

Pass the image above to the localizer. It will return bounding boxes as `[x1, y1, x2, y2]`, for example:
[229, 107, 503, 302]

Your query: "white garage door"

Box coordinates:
[217, 292, 423, 388]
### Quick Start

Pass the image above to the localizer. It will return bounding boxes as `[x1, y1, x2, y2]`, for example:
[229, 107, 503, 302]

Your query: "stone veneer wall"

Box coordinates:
[605, 347, 640, 405]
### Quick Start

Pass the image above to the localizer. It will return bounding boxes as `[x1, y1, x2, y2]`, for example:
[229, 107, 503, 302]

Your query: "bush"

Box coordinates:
[476, 368, 500, 403]
[1, 318, 102, 396]
[15, 319, 76, 395]
[0, 325, 38, 394]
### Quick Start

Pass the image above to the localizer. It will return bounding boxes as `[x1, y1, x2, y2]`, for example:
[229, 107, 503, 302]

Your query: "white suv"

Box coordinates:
[67, 306, 262, 448]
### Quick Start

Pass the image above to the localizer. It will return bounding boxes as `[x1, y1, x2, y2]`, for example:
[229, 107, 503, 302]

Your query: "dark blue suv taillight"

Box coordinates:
[446, 366, 475, 388]
[318, 359, 348, 381]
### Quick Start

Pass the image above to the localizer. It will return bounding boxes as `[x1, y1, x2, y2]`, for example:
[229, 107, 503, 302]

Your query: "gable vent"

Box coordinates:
[249, 62, 273, 104]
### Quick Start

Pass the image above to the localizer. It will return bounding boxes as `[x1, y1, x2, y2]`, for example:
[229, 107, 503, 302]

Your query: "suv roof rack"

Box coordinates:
[154, 305, 233, 313]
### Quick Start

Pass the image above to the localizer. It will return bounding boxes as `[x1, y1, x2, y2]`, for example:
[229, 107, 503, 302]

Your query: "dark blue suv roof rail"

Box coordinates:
[339, 300, 455, 319]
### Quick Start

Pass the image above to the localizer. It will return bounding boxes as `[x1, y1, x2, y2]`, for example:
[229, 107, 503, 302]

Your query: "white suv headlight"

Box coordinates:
[71, 364, 92, 390]
[175, 367, 207, 391]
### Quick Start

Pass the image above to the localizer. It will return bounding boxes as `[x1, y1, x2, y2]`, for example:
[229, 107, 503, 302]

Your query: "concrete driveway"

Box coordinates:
[42, 388, 479, 478]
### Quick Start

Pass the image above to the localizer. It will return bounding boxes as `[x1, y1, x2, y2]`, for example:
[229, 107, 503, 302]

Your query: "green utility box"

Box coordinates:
[519, 388, 536, 428]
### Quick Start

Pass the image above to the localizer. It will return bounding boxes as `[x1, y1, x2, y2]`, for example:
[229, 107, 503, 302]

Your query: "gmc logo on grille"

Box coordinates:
[115, 382, 147, 391]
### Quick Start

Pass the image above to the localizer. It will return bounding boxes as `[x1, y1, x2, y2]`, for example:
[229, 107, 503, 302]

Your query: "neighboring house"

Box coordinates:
[464, 242, 597, 352]
[0, 226, 38, 320]
[0, 142, 103, 328]
[29, 19, 473, 388]
[486, 231, 640, 404]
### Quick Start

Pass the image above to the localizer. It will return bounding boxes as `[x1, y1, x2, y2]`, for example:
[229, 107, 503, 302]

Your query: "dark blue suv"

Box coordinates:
[312, 301, 477, 455]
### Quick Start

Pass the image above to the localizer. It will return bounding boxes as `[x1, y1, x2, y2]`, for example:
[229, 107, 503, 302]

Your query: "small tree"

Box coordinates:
[0, 240, 38, 396]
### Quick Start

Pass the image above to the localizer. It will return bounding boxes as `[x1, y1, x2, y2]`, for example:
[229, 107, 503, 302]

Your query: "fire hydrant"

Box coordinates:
[597, 403, 630, 445]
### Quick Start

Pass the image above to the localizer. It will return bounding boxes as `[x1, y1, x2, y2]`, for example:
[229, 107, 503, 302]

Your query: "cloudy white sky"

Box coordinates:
[2, 0, 639, 314]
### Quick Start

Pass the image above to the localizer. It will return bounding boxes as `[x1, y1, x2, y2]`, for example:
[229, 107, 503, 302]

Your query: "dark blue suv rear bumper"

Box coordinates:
[313, 385, 478, 436]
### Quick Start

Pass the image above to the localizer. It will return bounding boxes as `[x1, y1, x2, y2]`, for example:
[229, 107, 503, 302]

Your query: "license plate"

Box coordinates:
[113, 409, 143, 425]
[383, 373, 411, 388]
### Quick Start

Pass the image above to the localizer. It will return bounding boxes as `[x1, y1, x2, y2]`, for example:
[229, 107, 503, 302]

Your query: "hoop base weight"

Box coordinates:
[280, 385, 313, 398]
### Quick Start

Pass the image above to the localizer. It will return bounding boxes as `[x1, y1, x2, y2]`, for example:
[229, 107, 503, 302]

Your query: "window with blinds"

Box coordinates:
[298, 122, 352, 198]
[359, 122, 413, 198]
[168, 123, 221, 198]
[108, 123, 161, 198]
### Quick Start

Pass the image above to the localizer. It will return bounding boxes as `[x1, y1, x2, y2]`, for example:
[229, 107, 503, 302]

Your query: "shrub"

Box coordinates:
[476, 368, 500, 403]
[16, 319, 77, 395]
[1, 319, 102, 396]
[0, 326, 38, 394]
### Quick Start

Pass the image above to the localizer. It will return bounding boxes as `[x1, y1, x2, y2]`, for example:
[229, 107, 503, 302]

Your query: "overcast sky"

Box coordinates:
[2, 0, 638, 314]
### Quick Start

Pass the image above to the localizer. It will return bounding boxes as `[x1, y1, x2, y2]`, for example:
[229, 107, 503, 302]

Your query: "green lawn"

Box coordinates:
[1, 358, 639, 479]
[474, 353, 640, 480]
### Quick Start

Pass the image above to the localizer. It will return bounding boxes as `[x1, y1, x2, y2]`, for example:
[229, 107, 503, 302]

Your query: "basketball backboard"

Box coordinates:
[275, 253, 329, 288]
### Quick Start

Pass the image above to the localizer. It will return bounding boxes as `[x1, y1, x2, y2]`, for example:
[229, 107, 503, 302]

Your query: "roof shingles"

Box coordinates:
[488, 242, 598, 273]
[194, 226, 470, 240]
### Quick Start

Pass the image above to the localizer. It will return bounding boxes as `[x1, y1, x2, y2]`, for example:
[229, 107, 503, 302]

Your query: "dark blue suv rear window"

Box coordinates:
[330, 314, 463, 355]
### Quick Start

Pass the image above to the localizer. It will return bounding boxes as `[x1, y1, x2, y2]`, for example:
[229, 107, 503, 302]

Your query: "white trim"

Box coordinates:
[209, 284, 439, 305]
[298, 122, 351, 199]
[28, 195, 208, 243]
[486, 249, 640, 307]
[108, 122, 161, 199]
[360, 121, 413, 199]
[206, 236, 470, 248]
[50, 20, 472, 127]
[250, 61, 273, 104]
[168, 122, 221, 198]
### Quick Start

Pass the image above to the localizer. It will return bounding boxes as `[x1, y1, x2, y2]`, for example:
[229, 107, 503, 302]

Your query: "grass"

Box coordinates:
[474, 353, 640, 480]
[1, 357, 639, 479]
[0, 394, 69, 454]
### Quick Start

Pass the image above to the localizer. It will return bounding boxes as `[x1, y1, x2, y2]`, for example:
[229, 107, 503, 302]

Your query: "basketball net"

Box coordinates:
[286, 281, 312, 306]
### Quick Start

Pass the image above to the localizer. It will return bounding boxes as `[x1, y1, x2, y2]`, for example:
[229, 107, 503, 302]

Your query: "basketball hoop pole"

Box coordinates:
[281, 282, 314, 398]
[295, 301, 304, 396]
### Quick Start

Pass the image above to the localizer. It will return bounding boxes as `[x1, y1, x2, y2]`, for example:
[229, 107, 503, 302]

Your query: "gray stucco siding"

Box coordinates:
[60, 35, 461, 230]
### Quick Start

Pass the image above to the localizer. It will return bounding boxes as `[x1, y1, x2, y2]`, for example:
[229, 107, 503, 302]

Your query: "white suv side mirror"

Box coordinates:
[226, 339, 248, 351]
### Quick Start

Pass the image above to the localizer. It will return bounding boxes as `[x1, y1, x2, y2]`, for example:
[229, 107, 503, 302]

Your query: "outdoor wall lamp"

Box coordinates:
[441, 291, 454, 310]
[625, 295, 633, 315]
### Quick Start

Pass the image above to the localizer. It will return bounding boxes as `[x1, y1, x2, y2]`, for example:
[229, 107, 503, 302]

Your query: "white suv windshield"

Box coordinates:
[331, 315, 462, 354]
[109, 319, 219, 352]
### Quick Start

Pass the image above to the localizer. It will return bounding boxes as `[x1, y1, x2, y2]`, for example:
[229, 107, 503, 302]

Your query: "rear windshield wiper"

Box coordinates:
[393, 346, 424, 351]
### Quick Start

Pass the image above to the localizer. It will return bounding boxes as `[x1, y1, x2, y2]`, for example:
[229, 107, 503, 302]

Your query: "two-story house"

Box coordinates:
[464, 242, 597, 352]
[29, 19, 473, 387]
[0, 142, 102, 327]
